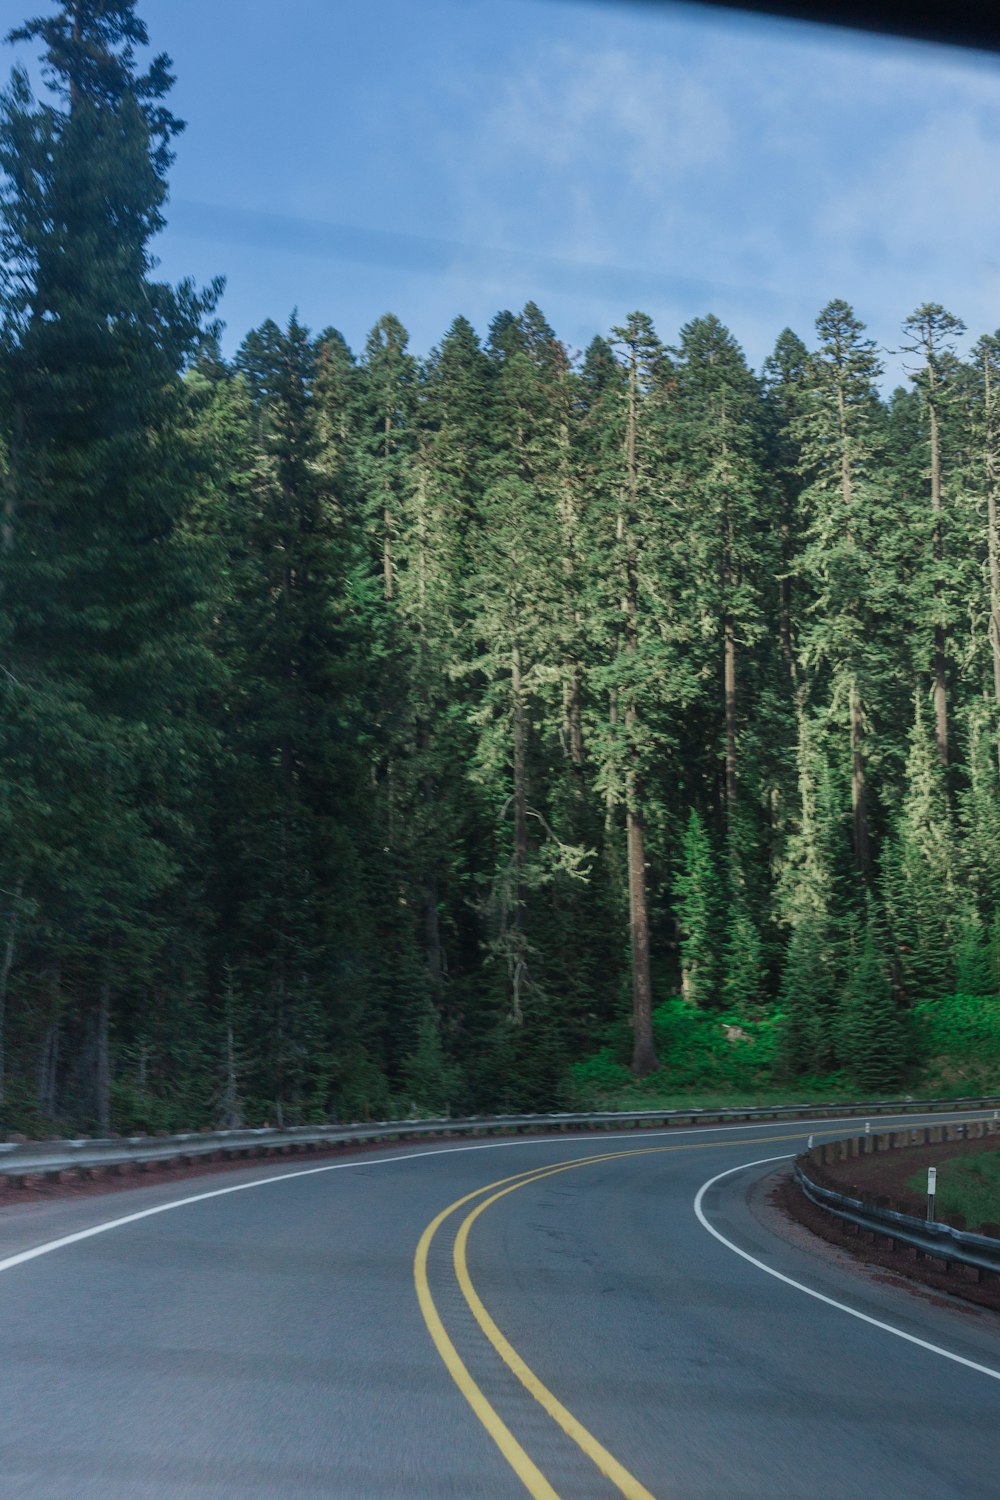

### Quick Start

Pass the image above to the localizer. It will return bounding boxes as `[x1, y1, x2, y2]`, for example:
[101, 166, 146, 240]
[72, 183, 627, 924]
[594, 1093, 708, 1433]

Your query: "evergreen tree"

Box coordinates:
[4, 13, 1000, 1121]
[776, 712, 842, 1074]
[881, 694, 961, 1003]
[901, 304, 967, 766]
[761, 328, 810, 687]
[213, 317, 375, 1121]
[597, 312, 677, 1075]
[795, 301, 889, 881]
[0, 0, 220, 1129]
[674, 809, 723, 1009]
[964, 332, 1000, 751]
[837, 901, 906, 1090]
[466, 306, 590, 1048]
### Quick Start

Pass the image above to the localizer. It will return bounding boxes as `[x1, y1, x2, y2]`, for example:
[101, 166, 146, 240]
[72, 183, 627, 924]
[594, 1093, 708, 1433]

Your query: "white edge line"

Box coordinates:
[693, 1154, 1000, 1384]
[0, 1109, 986, 1281]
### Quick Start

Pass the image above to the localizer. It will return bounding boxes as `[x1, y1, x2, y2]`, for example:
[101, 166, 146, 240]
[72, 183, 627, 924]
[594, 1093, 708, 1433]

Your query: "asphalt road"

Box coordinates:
[2, 1111, 999, 1499]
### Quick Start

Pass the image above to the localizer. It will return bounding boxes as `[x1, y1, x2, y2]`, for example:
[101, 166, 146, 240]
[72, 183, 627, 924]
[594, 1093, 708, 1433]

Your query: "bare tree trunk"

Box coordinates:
[626, 761, 656, 1076]
[37, 1020, 59, 1119]
[929, 397, 949, 764]
[557, 410, 586, 784]
[623, 346, 658, 1077]
[626, 804, 655, 1074]
[836, 380, 871, 875]
[564, 673, 585, 773]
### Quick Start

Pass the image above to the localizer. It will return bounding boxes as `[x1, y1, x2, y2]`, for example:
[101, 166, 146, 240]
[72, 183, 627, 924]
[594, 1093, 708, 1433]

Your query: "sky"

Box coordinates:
[9, 0, 1000, 384]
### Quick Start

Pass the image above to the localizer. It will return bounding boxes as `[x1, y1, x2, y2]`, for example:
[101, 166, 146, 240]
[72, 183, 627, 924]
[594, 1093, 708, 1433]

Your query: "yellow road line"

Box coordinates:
[413, 1155, 621, 1500]
[454, 1160, 660, 1500]
[414, 1129, 833, 1499]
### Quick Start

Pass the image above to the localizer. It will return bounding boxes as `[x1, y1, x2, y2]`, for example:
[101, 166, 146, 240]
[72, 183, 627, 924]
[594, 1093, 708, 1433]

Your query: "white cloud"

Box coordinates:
[436, 11, 1000, 375]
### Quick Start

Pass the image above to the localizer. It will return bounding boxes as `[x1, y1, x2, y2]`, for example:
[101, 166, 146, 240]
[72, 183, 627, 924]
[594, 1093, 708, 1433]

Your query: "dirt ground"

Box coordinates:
[778, 1136, 1000, 1314]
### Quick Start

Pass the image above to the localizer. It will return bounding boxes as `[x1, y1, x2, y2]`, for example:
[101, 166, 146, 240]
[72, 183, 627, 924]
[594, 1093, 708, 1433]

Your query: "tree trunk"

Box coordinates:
[564, 672, 586, 775]
[557, 412, 586, 783]
[626, 781, 656, 1076]
[623, 343, 658, 1076]
[837, 378, 870, 876]
[511, 633, 528, 1012]
[37, 1017, 59, 1119]
[929, 397, 949, 764]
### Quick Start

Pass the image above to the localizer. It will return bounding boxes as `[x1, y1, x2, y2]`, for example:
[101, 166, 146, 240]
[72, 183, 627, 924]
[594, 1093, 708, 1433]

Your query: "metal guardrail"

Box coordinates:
[3, 1092, 1000, 1185]
[796, 1155, 1000, 1277]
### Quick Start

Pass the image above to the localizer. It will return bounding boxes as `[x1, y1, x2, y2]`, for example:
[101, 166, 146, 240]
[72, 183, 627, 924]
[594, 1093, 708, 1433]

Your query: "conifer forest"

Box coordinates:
[3, 2, 1000, 1137]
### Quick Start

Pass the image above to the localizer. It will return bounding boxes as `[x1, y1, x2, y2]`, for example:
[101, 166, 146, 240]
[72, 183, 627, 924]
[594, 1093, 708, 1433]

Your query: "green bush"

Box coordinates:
[567, 999, 785, 1102]
[567, 1046, 634, 1099]
[915, 992, 1000, 1093]
[650, 998, 783, 1089]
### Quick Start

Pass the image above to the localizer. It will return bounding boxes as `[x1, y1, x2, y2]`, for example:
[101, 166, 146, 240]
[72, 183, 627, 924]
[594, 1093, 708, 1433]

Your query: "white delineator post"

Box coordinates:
[927, 1166, 937, 1223]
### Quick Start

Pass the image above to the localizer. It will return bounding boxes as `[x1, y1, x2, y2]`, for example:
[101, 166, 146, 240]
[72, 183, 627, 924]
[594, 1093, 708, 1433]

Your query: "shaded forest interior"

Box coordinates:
[3, 2, 1000, 1136]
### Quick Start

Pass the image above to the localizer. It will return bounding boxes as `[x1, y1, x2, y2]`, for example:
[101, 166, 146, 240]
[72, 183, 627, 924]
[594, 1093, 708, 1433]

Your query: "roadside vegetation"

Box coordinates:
[568, 993, 1000, 1111]
[905, 1149, 1000, 1235]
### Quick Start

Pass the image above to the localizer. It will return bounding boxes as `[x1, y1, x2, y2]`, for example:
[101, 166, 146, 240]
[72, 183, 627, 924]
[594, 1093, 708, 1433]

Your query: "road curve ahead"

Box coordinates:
[2, 1112, 999, 1499]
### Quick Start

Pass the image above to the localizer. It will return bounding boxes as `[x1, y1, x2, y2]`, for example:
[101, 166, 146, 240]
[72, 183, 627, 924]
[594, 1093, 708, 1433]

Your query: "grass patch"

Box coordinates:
[906, 1149, 1000, 1234]
[567, 1083, 910, 1112]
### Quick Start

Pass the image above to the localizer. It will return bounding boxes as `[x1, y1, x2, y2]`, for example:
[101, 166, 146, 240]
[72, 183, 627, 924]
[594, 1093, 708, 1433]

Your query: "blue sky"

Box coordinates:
[14, 0, 1000, 384]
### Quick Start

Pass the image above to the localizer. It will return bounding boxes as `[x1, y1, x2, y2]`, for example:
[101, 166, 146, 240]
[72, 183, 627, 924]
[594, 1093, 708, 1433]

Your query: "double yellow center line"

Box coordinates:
[413, 1129, 822, 1499]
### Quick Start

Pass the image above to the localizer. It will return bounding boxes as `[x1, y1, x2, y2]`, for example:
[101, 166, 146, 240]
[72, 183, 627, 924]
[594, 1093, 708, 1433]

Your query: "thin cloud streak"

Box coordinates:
[168, 198, 821, 318]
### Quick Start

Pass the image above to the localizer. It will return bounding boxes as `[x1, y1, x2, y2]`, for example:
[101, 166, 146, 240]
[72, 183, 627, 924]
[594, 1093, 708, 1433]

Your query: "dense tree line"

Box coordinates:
[2, 2, 999, 1133]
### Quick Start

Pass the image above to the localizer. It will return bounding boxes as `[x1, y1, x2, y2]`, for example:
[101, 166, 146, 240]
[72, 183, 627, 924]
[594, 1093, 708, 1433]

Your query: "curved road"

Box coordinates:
[2, 1111, 999, 1498]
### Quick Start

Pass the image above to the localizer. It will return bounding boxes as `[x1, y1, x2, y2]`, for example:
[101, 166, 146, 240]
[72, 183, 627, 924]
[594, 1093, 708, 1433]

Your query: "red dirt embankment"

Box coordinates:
[780, 1118, 1000, 1314]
